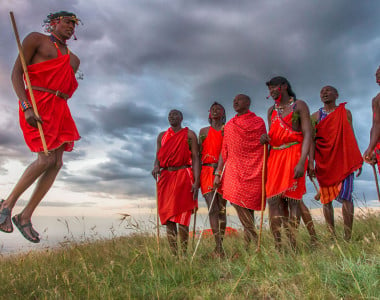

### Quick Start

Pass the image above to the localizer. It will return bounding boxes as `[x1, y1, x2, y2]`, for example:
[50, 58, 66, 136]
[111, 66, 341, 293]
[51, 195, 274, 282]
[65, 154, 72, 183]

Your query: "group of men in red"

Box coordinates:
[153, 72, 380, 257]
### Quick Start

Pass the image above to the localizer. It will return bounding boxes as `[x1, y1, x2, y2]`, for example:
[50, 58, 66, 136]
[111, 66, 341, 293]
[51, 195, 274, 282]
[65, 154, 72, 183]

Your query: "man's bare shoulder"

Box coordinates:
[188, 129, 197, 139]
[157, 131, 165, 140]
[22, 32, 48, 46]
[69, 52, 80, 72]
[199, 126, 210, 136]
[373, 93, 380, 103]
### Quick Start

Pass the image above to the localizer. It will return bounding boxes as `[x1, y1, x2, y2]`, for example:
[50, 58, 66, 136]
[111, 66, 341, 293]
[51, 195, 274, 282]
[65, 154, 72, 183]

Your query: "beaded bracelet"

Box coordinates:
[20, 100, 32, 112]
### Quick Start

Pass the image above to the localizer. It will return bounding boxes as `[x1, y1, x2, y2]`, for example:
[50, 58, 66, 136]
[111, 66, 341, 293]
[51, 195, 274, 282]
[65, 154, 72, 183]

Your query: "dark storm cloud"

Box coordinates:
[1, 0, 380, 203]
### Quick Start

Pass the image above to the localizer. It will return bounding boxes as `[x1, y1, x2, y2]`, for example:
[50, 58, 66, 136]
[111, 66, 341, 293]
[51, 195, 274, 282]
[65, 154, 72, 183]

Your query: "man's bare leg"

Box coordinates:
[16, 146, 64, 239]
[178, 224, 189, 256]
[0, 147, 63, 233]
[286, 200, 301, 250]
[232, 203, 257, 248]
[299, 200, 317, 244]
[342, 200, 354, 241]
[268, 197, 285, 250]
[166, 221, 178, 255]
[323, 202, 336, 238]
[204, 193, 226, 254]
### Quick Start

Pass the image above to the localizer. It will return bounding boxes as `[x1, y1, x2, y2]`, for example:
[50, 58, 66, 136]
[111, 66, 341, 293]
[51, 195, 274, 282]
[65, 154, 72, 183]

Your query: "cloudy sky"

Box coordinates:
[0, 0, 379, 216]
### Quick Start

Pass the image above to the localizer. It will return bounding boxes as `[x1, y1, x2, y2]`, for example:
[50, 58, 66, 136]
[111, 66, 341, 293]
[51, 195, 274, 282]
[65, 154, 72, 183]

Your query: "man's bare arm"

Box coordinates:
[295, 100, 312, 179]
[189, 130, 200, 200]
[364, 95, 380, 163]
[152, 132, 164, 180]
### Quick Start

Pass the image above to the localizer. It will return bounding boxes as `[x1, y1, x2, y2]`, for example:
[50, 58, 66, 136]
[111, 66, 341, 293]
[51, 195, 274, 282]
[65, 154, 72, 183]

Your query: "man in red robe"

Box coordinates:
[152, 110, 199, 255]
[309, 86, 362, 241]
[363, 66, 380, 172]
[199, 102, 226, 256]
[214, 94, 266, 248]
[261, 76, 313, 250]
[0, 12, 81, 243]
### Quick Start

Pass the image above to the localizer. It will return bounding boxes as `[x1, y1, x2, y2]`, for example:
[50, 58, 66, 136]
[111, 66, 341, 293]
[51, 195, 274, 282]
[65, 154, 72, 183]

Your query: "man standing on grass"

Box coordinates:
[261, 76, 313, 250]
[309, 86, 362, 241]
[214, 94, 266, 249]
[363, 65, 380, 171]
[0, 11, 81, 243]
[199, 102, 227, 257]
[152, 110, 199, 256]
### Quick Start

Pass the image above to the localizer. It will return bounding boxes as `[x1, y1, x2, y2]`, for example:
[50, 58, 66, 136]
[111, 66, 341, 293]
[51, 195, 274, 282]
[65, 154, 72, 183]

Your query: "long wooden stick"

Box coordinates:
[256, 144, 268, 253]
[371, 164, 380, 202]
[191, 164, 225, 263]
[10, 11, 48, 155]
[155, 178, 160, 251]
[192, 208, 197, 246]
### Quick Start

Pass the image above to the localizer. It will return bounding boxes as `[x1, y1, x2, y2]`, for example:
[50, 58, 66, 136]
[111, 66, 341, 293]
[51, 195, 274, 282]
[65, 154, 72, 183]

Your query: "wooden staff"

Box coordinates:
[191, 164, 225, 263]
[10, 11, 48, 155]
[371, 164, 380, 201]
[256, 144, 268, 253]
[155, 178, 160, 251]
[192, 208, 197, 246]
[309, 176, 321, 200]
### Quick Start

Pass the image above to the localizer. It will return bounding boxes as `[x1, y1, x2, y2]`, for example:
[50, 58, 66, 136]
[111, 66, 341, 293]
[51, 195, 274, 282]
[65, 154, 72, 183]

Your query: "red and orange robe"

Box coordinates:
[221, 111, 266, 210]
[20, 43, 80, 152]
[200, 126, 223, 196]
[156, 127, 197, 226]
[315, 103, 363, 204]
[266, 108, 306, 201]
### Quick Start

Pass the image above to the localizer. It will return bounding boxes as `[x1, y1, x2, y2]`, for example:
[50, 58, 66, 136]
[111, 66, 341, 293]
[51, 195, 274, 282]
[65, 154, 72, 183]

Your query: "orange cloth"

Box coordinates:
[266, 109, 306, 200]
[319, 184, 341, 204]
[156, 127, 196, 225]
[20, 44, 80, 152]
[200, 126, 223, 195]
[221, 111, 266, 210]
[315, 103, 363, 187]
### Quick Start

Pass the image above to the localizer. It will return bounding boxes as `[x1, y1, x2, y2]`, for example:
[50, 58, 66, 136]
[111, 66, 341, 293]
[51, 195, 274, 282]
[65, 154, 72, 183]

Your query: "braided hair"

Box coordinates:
[266, 76, 296, 99]
[43, 11, 82, 33]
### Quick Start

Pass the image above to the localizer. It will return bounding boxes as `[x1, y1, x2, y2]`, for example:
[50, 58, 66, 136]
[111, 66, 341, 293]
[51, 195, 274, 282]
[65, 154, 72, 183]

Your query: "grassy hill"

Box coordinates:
[0, 212, 379, 299]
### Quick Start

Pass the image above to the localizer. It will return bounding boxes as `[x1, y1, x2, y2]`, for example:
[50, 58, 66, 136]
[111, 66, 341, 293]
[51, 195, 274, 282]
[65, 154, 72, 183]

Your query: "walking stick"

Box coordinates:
[256, 144, 268, 253]
[371, 164, 380, 201]
[192, 207, 197, 246]
[309, 176, 321, 201]
[191, 164, 225, 263]
[155, 178, 160, 251]
[10, 12, 48, 155]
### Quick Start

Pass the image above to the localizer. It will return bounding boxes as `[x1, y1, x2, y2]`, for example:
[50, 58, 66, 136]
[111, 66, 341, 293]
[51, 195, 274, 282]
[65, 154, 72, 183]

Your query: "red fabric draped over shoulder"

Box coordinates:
[19, 49, 80, 152]
[156, 127, 196, 225]
[315, 103, 363, 187]
[221, 111, 266, 210]
[200, 126, 223, 195]
[266, 110, 306, 200]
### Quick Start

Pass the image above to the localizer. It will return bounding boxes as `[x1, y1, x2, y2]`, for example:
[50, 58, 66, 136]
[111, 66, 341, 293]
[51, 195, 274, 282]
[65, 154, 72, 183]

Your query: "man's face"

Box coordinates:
[320, 86, 338, 103]
[210, 104, 224, 120]
[54, 17, 76, 39]
[233, 95, 249, 113]
[267, 84, 282, 100]
[376, 67, 380, 86]
[168, 110, 182, 127]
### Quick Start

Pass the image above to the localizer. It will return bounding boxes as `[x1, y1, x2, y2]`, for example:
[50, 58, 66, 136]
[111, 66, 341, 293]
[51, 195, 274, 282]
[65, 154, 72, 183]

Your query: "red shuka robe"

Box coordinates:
[200, 126, 223, 196]
[315, 103, 363, 187]
[156, 127, 196, 225]
[266, 109, 306, 200]
[221, 111, 266, 210]
[19, 44, 80, 152]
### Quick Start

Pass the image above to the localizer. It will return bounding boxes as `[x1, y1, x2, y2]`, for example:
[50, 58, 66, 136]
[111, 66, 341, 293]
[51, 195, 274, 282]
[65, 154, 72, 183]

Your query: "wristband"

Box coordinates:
[20, 100, 32, 112]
